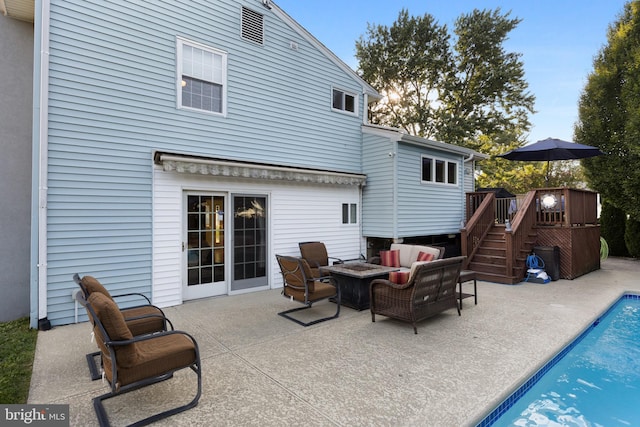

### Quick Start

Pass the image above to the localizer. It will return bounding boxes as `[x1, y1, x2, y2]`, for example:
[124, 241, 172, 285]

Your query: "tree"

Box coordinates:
[576, 1, 640, 220]
[600, 199, 629, 256]
[356, 9, 452, 138]
[355, 8, 535, 153]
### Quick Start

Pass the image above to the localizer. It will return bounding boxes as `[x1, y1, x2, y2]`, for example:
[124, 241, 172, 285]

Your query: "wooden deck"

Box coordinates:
[462, 188, 600, 284]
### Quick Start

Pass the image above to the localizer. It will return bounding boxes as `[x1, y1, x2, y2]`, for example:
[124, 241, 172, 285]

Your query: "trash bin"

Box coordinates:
[533, 246, 560, 281]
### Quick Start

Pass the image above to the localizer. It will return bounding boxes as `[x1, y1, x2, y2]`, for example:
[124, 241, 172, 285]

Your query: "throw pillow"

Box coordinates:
[417, 251, 434, 262]
[388, 271, 410, 285]
[380, 249, 400, 267]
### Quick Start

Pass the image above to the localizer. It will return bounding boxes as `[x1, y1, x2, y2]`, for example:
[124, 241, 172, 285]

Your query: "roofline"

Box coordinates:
[270, 1, 380, 100]
[362, 124, 488, 159]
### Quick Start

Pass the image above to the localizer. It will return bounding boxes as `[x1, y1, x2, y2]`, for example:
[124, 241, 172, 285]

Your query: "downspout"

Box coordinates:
[30, 0, 50, 329]
[461, 153, 475, 226]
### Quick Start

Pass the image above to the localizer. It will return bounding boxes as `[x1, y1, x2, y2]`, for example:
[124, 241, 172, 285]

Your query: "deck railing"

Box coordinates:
[464, 187, 598, 277]
[461, 192, 495, 268]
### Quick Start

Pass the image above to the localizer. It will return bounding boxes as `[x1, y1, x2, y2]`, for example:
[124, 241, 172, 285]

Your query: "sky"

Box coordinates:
[274, 0, 628, 145]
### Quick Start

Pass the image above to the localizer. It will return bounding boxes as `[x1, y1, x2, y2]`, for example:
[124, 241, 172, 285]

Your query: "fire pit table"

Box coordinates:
[320, 263, 399, 311]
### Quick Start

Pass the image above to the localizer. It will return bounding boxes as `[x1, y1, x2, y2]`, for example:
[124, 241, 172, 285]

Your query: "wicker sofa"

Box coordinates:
[370, 256, 465, 334]
[370, 243, 444, 271]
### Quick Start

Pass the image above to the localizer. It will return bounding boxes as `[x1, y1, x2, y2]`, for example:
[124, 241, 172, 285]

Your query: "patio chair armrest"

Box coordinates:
[112, 292, 152, 305]
[123, 313, 175, 331]
[106, 329, 198, 347]
[328, 256, 344, 265]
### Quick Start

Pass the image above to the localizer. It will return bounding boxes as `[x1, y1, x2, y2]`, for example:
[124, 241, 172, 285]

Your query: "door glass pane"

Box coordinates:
[187, 195, 225, 286]
[232, 196, 267, 290]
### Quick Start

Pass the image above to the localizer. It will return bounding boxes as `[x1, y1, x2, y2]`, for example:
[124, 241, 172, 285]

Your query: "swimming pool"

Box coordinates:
[477, 293, 640, 426]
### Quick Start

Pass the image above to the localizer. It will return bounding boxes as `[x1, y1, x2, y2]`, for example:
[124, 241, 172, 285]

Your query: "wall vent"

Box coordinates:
[241, 6, 264, 45]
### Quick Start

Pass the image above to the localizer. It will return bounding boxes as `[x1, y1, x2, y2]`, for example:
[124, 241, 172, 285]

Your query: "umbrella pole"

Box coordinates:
[545, 160, 550, 184]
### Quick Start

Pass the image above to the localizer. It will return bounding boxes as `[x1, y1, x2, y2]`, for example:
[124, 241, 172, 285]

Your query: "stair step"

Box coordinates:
[473, 254, 507, 266]
[475, 271, 520, 285]
[477, 247, 506, 257]
[468, 261, 507, 275]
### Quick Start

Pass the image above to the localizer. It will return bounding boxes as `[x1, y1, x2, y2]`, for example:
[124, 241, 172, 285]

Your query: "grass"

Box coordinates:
[0, 318, 38, 404]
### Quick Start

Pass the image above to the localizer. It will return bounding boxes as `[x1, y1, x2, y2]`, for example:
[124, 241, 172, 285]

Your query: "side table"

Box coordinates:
[457, 270, 477, 309]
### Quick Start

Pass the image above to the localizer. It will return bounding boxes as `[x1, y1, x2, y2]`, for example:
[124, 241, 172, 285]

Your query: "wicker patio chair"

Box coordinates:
[75, 291, 201, 427]
[276, 254, 341, 326]
[73, 273, 173, 380]
[370, 256, 465, 334]
[298, 241, 345, 278]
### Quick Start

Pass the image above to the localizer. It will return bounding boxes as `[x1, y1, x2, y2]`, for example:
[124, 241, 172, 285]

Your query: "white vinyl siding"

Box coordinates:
[153, 166, 362, 306]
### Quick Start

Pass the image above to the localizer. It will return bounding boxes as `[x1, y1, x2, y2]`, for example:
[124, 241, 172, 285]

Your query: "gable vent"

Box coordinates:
[241, 6, 264, 45]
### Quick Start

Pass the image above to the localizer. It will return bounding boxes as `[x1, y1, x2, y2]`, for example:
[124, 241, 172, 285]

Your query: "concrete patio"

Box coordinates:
[28, 257, 640, 426]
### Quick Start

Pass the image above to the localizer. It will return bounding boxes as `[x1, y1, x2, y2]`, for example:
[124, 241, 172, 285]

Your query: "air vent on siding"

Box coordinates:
[241, 6, 264, 45]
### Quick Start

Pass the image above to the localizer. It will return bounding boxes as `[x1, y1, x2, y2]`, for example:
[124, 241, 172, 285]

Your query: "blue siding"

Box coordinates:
[362, 128, 467, 240]
[362, 132, 396, 238]
[396, 144, 466, 237]
[45, 0, 369, 324]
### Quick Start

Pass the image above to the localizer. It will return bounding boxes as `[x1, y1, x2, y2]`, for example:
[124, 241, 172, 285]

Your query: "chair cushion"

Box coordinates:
[380, 250, 400, 267]
[117, 333, 196, 387]
[388, 271, 410, 285]
[417, 251, 434, 262]
[284, 280, 336, 302]
[81, 276, 113, 300]
[299, 242, 329, 267]
[121, 306, 166, 336]
[88, 292, 139, 368]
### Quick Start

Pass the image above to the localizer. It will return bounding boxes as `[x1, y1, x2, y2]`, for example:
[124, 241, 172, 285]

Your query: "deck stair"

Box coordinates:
[467, 224, 537, 284]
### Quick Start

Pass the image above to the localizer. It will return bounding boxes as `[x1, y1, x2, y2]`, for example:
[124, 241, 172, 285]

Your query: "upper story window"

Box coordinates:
[332, 88, 357, 115]
[421, 155, 458, 185]
[177, 37, 227, 115]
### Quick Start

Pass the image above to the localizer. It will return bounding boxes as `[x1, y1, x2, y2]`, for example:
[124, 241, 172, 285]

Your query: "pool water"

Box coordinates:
[480, 294, 640, 426]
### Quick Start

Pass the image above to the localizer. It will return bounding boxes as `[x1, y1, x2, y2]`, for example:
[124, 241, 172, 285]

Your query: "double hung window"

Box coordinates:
[177, 38, 227, 115]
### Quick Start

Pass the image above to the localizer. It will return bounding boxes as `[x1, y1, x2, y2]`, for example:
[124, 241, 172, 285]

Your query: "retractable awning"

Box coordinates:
[154, 152, 367, 187]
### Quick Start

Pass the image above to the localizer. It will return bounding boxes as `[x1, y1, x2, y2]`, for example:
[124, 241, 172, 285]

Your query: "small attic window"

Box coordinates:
[241, 7, 264, 45]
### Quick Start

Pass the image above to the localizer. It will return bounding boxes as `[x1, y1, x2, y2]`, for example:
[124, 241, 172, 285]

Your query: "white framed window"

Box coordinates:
[421, 155, 458, 185]
[177, 37, 227, 116]
[342, 203, 357, 224]
[332, 88, 357, 115]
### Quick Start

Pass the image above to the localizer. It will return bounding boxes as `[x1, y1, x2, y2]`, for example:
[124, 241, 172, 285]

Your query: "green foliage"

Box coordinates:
[600, 199, 630, 256]
[356, 9, 451, 137]
[576, 1, 640, 221]
[625, 216, 640, 257]
[355, 8, 535, 151]
[0, 318, 37, 403]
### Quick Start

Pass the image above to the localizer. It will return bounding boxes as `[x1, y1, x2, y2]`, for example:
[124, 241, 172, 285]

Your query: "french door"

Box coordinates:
[183, 193, 227, 300]
[183, 192, 268, 300]
[231, 194, 268, 292]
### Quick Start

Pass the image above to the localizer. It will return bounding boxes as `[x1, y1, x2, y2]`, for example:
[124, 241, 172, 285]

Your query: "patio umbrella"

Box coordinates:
[499, 137, 604, 182]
